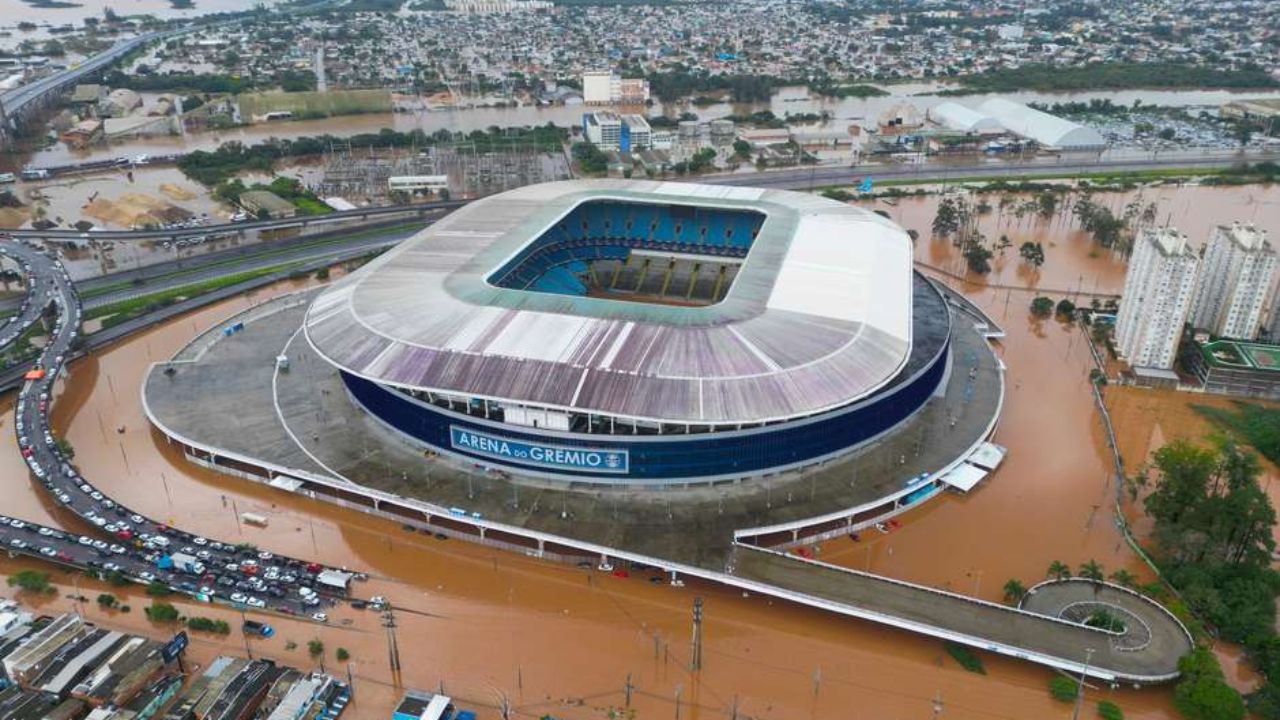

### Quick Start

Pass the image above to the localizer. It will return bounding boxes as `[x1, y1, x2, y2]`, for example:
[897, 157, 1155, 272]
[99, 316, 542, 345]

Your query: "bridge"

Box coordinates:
[0, 31, 172, 149]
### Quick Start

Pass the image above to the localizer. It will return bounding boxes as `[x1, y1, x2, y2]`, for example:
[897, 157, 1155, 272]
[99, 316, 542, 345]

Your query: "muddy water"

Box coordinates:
[0, 277, 1173, 719]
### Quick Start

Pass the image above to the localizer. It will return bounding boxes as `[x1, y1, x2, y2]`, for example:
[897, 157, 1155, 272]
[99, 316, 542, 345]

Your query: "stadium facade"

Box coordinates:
[305, 180, 952, 484]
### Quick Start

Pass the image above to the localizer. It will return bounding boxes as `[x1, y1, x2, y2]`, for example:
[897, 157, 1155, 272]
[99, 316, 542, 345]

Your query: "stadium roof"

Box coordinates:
[304, 180, 916, 425]
[977, 98, 1106, 149]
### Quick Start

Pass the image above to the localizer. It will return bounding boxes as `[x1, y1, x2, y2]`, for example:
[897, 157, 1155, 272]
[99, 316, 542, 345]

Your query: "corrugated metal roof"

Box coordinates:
[305, 180, 915, 425]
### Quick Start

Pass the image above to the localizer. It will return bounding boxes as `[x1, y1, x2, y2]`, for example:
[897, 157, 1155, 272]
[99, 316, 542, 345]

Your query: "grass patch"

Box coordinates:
[1097, 700, 1124, 720]
[81, 222, 422, 301]
[1194, 401, 1280, 465]
[1083, 609, 1127, 633]
[86, 264, 303, 329]
[944, 641, 986, 674]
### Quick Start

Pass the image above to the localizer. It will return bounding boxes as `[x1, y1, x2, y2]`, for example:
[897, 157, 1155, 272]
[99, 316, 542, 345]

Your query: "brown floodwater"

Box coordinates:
[9, 183, 1280, 719]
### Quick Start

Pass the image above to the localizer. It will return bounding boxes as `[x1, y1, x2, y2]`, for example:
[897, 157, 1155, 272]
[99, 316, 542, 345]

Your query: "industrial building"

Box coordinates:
[1116, 228, 1199, 374]
[238, 190, 297, 219]
[1183, 339, 1280, 401]
[976, 98, 1107, 150]
[304, 180, 952, 483]
[926, 102, 1004, 134]
[1189, 222, 1275, 340]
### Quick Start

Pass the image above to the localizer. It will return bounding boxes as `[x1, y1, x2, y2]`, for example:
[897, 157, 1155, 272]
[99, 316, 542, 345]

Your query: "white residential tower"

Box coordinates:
[1116, 228, 1199, 370]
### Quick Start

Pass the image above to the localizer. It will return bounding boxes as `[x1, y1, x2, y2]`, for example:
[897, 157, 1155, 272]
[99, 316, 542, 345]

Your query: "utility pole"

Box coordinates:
[690, 597, 704, 671]
[1071, 647, 1096, 720]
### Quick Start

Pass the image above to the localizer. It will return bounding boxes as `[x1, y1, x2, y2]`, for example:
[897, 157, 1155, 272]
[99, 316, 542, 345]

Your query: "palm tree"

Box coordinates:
[1079, 559, 1104, 581]
[1002, 579, 1027, 605]
[1047, 560, 1071, 580]
[1109, 569, 1137, 588]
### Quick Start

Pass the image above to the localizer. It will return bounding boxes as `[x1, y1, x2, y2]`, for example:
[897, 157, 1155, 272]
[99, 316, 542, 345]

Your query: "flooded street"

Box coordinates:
[7, 183, 1280, 718]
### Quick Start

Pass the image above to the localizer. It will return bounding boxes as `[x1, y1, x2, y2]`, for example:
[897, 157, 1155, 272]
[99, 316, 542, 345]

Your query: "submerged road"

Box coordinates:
[0, 235, 359, 618]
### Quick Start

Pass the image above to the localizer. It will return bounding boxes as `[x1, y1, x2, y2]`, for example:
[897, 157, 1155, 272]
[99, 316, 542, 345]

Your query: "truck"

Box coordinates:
[159, 552, 205, 575]
[242, 620, 275, 638]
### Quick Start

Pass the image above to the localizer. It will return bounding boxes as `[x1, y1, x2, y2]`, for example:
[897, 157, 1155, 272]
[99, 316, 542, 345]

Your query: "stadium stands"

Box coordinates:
[489, 200, 764, 303]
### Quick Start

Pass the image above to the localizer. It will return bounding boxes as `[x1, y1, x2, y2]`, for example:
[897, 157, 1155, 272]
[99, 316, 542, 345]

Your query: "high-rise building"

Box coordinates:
[1116, 228, 1199, 370]
[581, 71, 649, 105]
[583, 112, 651, 152]
[1190, 222, 1275, 340]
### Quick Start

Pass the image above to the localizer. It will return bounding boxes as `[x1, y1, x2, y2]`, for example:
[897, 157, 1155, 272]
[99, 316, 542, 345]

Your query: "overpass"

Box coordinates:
[0, 31, 172, 148]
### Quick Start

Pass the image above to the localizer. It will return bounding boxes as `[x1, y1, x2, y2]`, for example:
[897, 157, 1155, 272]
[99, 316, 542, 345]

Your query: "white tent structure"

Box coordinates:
[976, 98, 1106, 150]
[927, 102, 1003, 134]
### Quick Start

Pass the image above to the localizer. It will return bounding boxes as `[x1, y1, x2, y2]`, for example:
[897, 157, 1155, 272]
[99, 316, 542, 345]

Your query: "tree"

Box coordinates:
[1174, 648, 1245, 720]
[1056, 299, 1077, 319]
[931, 198, 961, 238]
[7, 570, 54, 594]
[1031, 297, 1055, 318]
[962, 241, 993, 274]
[1047, 560, 1071, 580]
[146, 581, 173, 596]
[1079, 559, 1105, 581]
[1019, 241, 1045, 267]
[1049, 675, 1078, 702]
[97, 593, 118, 608]
[1109, 569, 1138, 588]
[732, 139, 751, 159]
[336, 647, 350, 661]
[315, 267, 330, 281]
[1002, 578, 1027, 604]
[308, 639, 324, 657]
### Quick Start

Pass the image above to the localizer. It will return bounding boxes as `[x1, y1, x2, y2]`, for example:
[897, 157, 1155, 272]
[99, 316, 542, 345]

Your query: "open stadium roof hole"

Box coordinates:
[487, 199, 766, 306]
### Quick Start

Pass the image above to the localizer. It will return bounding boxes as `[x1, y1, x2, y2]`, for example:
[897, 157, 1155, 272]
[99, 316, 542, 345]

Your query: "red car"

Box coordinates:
[56, 551, 73, 562]
[305, 562, 322, 574]
[20, 447, 33, 458]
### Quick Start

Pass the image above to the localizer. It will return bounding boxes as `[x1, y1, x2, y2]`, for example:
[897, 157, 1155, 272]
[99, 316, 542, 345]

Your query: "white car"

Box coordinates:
[311, 613, 328, 623]
[246, 597, 266, 608]
[230, 592, 247, 604]
[139, 572, 156, 582]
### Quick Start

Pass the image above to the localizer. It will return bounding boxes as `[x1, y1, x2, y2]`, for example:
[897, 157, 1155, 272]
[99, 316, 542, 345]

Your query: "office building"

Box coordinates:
[582, 112, 651, 152]
[1190, 222, 1275, 340]
[1116, 228, 1199, 370]
[581, 71, 649, 105]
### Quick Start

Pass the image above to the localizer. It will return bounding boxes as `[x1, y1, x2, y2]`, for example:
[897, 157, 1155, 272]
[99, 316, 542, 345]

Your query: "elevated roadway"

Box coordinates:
[0, 235, 357, 616]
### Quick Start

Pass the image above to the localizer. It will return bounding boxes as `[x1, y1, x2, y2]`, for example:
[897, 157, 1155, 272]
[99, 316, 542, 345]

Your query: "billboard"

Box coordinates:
[449, 426, 629, 474]
[161, 631, 188, 664]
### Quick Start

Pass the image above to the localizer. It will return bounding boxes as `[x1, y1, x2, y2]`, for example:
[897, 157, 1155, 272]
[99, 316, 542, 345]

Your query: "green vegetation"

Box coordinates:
[187, 617, 232, 634]
[96, 593, 117, 608]
[178, 125, 566, 186]
[86, 263, 305, 330]
[308, 639, 324, 657]
[237, 88, 389, 120]
[810, 81, 889, 99]
[336, 647, 350, 661]
[1175, 648, 1245, 720]
[145, 601, 180, 623]
[1097, 701, 1124, 720]
[943, 641, 986, 674]
[1195, 402, 1280, 464]
[1019, 241, 1045, 268]
[949, 62, 1278, 94]
[216, 177, 332, 216]
[1083, 609, 1127, 633]
[102, 70, 257, 95]
[7, 570, 55, 595]
[647, 71, 780, 103]
[1031, 297, 1054, 318]
[105, 570, 131, 587]
[54, 437, 75, 459]
[1001, 578, 1026, 604]
[571, 142, 610, 176]
[1048, 675, 1079, 703]
[1134, 439, 1279, 716]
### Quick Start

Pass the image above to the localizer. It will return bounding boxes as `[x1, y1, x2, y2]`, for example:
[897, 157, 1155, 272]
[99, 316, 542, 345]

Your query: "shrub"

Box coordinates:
[146, 581, 173, 597]
[1097, 700, 1124, 720]
[1031, 296, 1054, 317]
[187, 617, 231, 634]
[96, 593, 117, 608]
[308, 640, 324, 657]
[336, 647, 350, 661]
[145, 601, 180, 623]
[1049, 676, 1079, 703]
[7, 570, 54, 594]
[944, 641, 986, 674]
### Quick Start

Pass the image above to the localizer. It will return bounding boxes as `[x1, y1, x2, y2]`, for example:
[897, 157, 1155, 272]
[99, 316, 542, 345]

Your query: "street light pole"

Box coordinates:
[1071, 647, 1096, 720]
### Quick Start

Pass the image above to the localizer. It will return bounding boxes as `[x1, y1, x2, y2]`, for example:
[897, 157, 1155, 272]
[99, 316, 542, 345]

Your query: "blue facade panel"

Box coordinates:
[340, 339, 948, 482]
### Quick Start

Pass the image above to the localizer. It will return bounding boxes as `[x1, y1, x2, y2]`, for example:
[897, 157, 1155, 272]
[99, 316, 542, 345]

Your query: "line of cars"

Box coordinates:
[1, 234, 355, 620]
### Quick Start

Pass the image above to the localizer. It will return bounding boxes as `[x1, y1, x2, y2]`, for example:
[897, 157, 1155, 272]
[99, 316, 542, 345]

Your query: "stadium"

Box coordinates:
[303, 180, 954, 485]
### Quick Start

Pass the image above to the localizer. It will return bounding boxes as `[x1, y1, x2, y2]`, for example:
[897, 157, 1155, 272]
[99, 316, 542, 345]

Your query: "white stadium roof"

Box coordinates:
[304, 180, 916, 426]
[977, 98, 1106, 150]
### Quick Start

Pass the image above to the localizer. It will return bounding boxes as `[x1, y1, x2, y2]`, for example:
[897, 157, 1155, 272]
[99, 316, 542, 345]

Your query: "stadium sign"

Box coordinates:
[450, 426, 629, 474]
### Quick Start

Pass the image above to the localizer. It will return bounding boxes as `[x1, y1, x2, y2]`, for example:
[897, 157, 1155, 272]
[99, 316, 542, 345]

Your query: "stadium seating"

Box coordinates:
[489, 201, 764, 298]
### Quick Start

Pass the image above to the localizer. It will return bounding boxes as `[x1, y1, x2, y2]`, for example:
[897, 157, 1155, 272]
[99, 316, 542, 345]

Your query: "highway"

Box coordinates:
[0, 236, 365, 620]
[1, 32, 170, 127]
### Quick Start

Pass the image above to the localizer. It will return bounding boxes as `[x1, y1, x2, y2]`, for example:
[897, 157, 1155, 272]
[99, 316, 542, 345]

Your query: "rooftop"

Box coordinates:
[305, 180, 916, 426]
